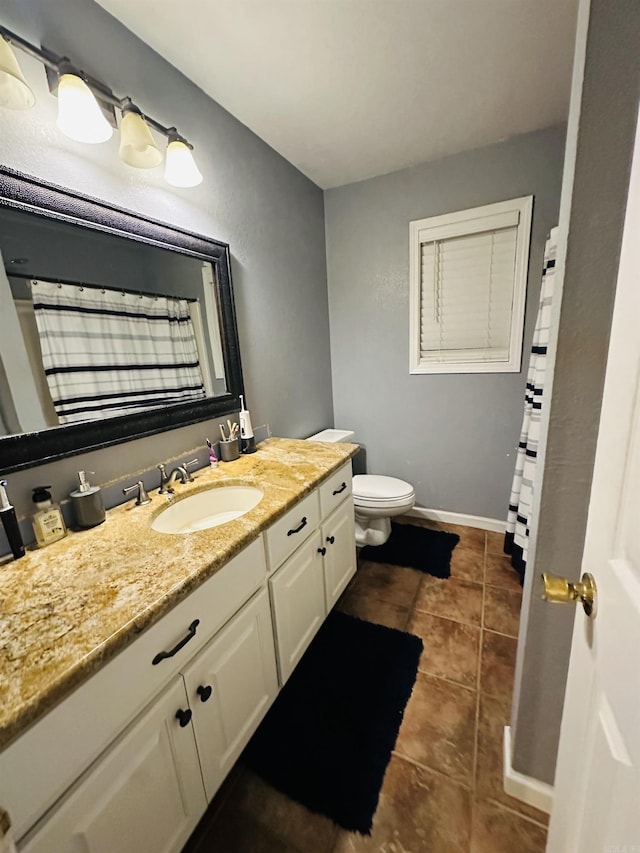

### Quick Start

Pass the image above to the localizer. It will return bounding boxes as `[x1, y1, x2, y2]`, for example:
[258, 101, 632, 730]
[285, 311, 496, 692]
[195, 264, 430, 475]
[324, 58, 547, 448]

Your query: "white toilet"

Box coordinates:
[306, 429, 415, 547]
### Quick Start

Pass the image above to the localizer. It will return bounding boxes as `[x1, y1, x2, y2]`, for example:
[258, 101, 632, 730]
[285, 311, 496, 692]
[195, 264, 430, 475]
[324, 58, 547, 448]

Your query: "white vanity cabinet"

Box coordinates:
[5, 458, 356, 853]
[19, 590, 278, 853]
[21, 678, 206, 853]
[269, 530, 327, 683]
[267, 461, 356, 684]
[182, 587, 278, 801]
[321, 499, 357, 610]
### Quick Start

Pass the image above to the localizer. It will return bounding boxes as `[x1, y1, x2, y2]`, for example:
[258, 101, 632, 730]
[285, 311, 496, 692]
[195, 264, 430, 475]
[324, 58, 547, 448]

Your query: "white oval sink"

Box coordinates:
[151, 485, 263, 534]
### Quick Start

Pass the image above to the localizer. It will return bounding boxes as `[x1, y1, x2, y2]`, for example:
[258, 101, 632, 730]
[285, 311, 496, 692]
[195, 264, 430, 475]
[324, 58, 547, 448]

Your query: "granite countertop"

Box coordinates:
[0, 437, 358, 751]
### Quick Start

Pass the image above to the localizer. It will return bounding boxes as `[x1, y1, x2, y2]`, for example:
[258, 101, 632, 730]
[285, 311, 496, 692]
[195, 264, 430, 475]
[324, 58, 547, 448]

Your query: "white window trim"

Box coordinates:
[409, 195, 533, 374]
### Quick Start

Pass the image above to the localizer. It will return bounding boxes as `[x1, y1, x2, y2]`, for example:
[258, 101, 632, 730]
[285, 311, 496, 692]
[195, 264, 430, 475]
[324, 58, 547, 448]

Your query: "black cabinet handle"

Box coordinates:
[197, 685, 213, 703]
[326, 536, 335, 545]
[332, 482, 347, 496]
[317, 547, 327, 556]
[175, 708, 192, 727]
[287, 516, 307, 536]
[152, 619, 200, 665]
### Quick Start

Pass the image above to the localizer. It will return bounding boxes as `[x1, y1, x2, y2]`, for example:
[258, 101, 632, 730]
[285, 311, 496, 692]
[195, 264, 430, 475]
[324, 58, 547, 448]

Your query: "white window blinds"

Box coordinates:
[420, 225, 518, 363]
[409, 197, 532, 374]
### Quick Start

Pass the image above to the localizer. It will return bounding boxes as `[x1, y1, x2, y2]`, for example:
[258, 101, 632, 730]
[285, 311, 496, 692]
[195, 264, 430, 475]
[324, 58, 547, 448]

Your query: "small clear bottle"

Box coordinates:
[31, 485, 67, 547]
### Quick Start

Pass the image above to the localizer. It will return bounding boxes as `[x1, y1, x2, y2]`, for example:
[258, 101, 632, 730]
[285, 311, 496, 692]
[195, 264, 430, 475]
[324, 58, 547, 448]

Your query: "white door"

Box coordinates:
[322, 500, 357, 610]
[182, 587, 278, 802]
[269, 530, 326, 684]
[21, 678, 206, 853]
[546, 111, 640, 851]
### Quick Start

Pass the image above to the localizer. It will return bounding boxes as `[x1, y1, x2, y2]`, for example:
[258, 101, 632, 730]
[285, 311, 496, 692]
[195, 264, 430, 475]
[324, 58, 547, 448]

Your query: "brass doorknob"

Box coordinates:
[541, 572, 597, 618]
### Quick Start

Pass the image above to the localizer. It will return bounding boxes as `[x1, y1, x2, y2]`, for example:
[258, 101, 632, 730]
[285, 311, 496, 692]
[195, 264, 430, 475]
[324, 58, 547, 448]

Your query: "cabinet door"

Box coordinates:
[21, 679, 206, 853]
[269, 530, 326, 684]
[322, 499, 357, 610]
[182, 587, 278, 801]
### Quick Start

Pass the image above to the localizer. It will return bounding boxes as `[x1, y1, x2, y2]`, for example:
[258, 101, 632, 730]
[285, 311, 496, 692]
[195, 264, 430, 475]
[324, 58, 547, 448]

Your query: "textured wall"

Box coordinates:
[0, 0, 333, 522]
[325, 126, 565, 519]
[511, 0, 640, 785]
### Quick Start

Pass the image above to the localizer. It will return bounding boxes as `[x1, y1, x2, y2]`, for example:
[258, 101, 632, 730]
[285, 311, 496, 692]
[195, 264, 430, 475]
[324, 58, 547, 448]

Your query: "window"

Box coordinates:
[409, 196, 533, 374]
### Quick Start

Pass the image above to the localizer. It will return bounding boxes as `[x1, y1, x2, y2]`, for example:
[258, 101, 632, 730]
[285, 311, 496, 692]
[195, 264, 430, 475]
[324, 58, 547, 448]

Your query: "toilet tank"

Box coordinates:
[306, 429, 355, 443]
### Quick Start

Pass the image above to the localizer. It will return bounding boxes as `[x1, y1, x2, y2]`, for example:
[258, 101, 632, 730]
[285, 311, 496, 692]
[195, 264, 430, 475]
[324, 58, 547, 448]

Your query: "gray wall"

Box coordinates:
[0, 0, 333, 530]
[325, 126, 565, 519]
[511, 0, 640, 785]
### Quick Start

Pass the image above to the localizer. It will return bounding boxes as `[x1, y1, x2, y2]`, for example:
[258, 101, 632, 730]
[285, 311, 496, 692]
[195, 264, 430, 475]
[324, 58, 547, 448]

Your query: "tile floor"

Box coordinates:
[183, 519, 548, 853]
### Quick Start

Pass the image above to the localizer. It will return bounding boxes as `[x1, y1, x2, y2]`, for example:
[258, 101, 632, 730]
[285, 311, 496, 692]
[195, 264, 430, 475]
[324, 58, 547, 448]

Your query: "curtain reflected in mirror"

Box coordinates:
[0, 205, 229, 438]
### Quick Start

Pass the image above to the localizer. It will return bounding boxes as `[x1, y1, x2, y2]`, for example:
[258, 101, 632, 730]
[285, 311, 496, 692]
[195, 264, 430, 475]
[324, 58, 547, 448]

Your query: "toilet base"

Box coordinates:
[355, 515, 392, 547]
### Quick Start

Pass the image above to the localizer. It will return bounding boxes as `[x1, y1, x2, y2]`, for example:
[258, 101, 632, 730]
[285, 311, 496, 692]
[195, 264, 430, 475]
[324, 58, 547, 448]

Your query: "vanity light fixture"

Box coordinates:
[0, 34, 35, 109]
[165, 129, 203, 188]
[0, 24, 203, 188]
[56, 61, 113, 144]
[118, 99, 163, 169]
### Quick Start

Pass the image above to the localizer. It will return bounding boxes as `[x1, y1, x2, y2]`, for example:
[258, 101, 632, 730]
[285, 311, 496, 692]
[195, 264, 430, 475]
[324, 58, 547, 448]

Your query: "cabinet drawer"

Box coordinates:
[318, 462, 352, 518]
[1, 537, 266, 840]
[265, 490, 320, 571]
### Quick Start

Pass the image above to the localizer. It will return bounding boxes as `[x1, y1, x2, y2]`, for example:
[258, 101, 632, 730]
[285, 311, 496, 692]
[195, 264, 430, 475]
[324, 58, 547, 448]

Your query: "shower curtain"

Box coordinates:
[504, 227, 558, 582]
[31, 281, 206, 424]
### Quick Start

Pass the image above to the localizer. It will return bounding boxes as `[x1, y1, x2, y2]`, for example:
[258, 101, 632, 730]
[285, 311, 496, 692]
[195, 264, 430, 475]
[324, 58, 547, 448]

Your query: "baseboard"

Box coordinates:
[406, 506, 505, 533]
[503, 726, 554, 815]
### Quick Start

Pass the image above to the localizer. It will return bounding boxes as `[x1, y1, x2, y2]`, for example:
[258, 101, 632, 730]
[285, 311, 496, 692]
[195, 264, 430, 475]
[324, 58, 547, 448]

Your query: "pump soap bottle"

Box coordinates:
[0, 479, 25, 560]
[31, 486, 67, 548]
[239, 395, 256, 454]
[70, 471, 106, 529]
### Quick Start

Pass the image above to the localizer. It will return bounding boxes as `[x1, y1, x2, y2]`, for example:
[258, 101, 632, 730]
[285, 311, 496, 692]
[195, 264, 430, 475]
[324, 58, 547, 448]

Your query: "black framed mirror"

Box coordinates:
[0, 166, 244, 474]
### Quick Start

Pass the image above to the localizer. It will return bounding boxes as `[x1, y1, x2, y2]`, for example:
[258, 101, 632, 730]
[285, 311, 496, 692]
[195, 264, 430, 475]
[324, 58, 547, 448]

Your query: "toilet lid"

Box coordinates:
[352, 474, 415, 502]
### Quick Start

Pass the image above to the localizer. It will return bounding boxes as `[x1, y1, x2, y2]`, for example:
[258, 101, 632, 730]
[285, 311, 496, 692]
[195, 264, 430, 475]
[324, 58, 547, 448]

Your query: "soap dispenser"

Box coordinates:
[70, 471, 106, 529]
[31, 485, 67, 548]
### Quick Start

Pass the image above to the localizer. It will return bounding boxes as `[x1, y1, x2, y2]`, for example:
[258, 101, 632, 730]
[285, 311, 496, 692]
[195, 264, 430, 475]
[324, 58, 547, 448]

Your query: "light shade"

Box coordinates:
[164, 138, 203, 188]
[119, 108, 163, 168]
[56, 72, 112, 143]
[0, 36, 35, 110]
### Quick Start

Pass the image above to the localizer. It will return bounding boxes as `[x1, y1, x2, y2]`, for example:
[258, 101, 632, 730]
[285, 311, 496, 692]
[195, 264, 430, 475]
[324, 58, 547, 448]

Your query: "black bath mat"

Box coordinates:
[360, 521, 459, 578]
[243, 610, 423, 835]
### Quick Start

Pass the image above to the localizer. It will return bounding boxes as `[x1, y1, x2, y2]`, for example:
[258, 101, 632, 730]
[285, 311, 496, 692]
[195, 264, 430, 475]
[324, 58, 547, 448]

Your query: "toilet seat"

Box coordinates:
[352, 474, 415, 506]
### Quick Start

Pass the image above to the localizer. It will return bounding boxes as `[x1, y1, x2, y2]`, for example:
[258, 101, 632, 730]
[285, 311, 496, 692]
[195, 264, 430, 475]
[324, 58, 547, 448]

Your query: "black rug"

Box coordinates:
[243, 611, 423, 835]
[360, 521, 459, 578]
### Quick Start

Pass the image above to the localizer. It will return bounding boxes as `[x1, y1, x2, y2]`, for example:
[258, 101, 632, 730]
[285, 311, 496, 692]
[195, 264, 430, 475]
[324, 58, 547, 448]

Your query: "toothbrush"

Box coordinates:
[206, 438, 218, 468]
[219, 424, 227, 441]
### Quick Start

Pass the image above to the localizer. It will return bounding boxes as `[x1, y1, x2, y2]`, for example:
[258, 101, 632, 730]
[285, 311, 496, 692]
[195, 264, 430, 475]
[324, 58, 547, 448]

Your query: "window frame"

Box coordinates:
[409, 195, 533, 374]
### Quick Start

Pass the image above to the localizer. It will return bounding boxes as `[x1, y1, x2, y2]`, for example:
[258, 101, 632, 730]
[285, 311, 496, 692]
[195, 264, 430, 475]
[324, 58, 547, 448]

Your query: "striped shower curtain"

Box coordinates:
[31, 281, 206, 424]
[504, 227, 558, 582]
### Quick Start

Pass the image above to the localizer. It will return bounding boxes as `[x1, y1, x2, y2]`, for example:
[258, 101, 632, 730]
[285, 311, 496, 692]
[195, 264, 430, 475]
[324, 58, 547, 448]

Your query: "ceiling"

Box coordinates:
[95, 0, 579, 189]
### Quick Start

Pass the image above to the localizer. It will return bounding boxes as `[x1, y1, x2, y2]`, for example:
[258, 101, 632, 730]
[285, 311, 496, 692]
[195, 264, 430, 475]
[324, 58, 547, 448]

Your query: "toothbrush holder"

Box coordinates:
[219, 438, 241, 462]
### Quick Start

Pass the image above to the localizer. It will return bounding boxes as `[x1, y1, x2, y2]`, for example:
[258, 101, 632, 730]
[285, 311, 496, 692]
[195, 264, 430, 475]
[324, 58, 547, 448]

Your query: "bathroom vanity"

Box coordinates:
[0, 438, 357, 852]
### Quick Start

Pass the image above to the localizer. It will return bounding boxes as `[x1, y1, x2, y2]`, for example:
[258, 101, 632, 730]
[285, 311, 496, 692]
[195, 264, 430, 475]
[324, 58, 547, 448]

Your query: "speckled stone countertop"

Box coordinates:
[0, 437, 357, 751]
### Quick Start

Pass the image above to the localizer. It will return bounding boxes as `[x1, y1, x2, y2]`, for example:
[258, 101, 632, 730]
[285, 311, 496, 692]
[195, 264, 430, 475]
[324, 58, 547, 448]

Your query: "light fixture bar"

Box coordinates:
[0, 24, 200, 163]
[0, 25, 58, 71]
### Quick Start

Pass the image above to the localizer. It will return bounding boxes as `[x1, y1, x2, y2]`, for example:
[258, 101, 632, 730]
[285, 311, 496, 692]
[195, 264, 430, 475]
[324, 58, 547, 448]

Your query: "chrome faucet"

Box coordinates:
[122, 480, 151, 506]
[157, 458, 199, 494]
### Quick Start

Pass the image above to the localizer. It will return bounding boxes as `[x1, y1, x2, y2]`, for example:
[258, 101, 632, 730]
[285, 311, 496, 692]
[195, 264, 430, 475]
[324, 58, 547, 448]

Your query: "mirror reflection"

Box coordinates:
[0, 207, 228, 437]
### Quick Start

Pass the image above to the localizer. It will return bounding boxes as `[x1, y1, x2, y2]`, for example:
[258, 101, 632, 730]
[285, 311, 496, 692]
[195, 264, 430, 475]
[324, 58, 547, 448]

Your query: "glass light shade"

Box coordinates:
[164, 139, 203, 188]
[0, 37, 35, 110]
[119, 110, 163, 168]
[56, 72, 113, 143]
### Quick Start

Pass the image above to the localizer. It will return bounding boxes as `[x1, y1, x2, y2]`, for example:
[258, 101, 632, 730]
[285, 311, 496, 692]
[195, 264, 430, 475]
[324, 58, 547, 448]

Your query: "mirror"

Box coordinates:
[0, 166, 244, 474]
